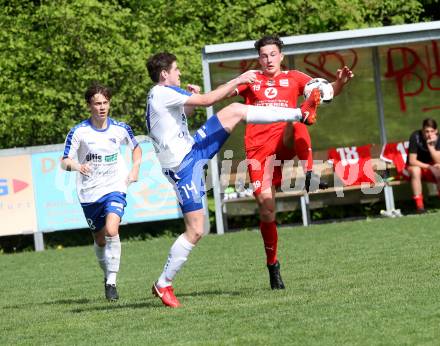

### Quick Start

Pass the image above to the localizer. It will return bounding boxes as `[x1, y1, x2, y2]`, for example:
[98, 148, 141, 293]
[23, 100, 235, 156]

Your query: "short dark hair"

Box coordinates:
[147, 52, 177, 83]
[422, 118, 438, 130]
[254, 35, 284, 53]
[84, 83, 112, 104]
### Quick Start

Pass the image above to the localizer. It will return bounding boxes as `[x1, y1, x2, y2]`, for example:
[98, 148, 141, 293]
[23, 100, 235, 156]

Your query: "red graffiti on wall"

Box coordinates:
[302, 50, 358, 79]
[384, 40, 440, 112]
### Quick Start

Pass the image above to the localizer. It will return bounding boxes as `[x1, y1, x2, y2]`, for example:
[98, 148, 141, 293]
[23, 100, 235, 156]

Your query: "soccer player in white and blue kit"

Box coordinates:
[146, 52, 321, 307]
[61, 83, 142, 301]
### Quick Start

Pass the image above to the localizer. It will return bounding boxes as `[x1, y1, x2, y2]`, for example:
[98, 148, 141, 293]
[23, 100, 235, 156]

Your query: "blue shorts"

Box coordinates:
[81, 192, 127, 232]
[163, 115, 229, 214]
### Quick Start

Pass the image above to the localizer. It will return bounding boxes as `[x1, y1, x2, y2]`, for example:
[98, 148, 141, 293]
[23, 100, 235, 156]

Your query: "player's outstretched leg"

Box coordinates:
[216, 90, 320, 133]
[267, 260, 285, 290]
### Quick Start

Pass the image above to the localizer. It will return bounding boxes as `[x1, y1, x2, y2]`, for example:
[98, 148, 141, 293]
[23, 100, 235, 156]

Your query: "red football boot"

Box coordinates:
[300, 88, 321, 125]
[152, 282, 181, 308]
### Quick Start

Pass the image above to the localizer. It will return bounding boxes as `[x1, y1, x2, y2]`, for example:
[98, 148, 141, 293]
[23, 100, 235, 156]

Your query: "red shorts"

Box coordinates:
[404, 165, 438, 183]
[246, 123, 312, 195]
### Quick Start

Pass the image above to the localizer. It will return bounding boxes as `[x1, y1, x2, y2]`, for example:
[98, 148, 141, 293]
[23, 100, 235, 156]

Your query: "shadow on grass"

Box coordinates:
[70, 288, 248, 312]
[47, 298, 92, 305]
[70, 289, 245, 312]
[2, 297, 92, 310]
[70, 300, 157, 313]
[177, 289, 242, 298]
[3, 297, 160, 313]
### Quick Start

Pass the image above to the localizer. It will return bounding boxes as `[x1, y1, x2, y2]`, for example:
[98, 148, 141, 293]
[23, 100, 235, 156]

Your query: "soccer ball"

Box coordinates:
[303, 78, 334, 104]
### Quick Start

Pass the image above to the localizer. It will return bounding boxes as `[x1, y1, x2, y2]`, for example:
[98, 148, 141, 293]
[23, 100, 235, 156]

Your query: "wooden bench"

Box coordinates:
[218, 143, 433, 231]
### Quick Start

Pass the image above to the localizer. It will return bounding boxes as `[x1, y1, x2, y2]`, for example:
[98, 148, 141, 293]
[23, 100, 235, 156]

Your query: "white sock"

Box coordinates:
[246, 106, 302, 124]
[94, 242, 106, 274]
[157, 234, 194, 288]
[105, 235, 121, 286]
[106, 272, 117, 286]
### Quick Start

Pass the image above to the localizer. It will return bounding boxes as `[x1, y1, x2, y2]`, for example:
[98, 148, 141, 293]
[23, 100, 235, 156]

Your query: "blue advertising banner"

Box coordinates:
[31, 151, 92, 232]
[31, 141, 181, 232]
[121, 142, 182, 223]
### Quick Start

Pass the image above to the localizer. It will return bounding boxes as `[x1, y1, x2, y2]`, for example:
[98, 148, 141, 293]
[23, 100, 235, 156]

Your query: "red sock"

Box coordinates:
[260, 221, 278, 265]
[413, 194, 424, 210]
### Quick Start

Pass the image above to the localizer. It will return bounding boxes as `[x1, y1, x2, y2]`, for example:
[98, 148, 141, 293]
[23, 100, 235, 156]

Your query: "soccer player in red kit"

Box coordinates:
[234, 35, 354, 289]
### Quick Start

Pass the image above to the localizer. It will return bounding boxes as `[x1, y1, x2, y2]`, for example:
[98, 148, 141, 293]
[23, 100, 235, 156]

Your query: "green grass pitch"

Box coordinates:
[1, 213, 440, 345]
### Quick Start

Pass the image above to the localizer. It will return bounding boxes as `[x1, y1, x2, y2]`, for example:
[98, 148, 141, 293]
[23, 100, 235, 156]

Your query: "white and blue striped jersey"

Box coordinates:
[62, 117, 138, 203]
[146, 85, 193, 168]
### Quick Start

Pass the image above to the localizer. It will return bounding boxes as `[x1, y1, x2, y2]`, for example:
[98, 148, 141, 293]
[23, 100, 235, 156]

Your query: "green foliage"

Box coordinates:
[0, 0, 151, 147]
[0, 0, 433, 148]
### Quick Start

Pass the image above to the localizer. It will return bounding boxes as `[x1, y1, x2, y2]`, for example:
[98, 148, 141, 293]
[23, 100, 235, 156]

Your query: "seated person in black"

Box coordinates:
[406, 118, 440, 212]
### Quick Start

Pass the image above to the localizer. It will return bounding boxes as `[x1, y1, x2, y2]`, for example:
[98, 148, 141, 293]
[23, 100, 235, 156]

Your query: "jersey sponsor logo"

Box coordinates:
[108, 138, 116, 144]
[92, 167, 118, 177]
[104, 153, 118, 162]
[256, 101, 288, 107]
[266, 80, 275, 86]
[279, 79, 289, 87]
[0, 178, 29, 196]
[264, 87, 278, 99]
[86, 153, 102, 162]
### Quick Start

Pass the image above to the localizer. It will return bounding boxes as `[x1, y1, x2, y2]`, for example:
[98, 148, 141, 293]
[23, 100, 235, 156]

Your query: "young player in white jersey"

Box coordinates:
[61, 83, 142, 301]
[146, 52, 321, 308]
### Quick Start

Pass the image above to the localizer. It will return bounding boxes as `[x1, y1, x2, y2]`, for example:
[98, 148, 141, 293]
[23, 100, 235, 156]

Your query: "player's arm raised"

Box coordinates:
[332, 66, 354, 96]
[184, 70, 256, 107]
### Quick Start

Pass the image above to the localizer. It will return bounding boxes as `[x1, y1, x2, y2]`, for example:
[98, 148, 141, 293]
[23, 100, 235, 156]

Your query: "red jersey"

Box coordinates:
[380, 141, 409, 178]
[328, 144, 375, 186]
[236, 70, 311, 150]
